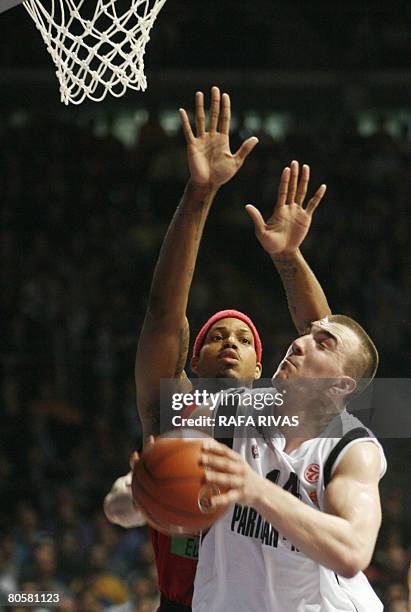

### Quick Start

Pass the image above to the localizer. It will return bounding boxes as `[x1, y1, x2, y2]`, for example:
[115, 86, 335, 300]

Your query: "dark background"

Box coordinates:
[0, 1, 410, 610]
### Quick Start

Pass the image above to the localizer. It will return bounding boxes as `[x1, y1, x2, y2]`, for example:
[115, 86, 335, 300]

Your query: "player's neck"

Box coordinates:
[282, 436, 308, 454]
[276, 395, 341, 448]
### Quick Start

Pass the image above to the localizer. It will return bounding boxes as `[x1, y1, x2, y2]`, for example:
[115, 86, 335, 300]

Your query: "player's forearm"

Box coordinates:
[146, 180, 217, 326]
[272, 249, 331, 334]
[252, 479, 365, 578]
[136, 181, 214, 434]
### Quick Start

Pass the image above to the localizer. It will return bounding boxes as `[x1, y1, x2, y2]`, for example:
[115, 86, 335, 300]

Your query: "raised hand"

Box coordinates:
[245, 160, 326, 256]
[179, 86, 258, 188]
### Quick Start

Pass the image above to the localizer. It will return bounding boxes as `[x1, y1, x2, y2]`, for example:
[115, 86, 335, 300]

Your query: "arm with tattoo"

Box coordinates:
[273, 250, 330, 334]
[136, 87, 258, 438]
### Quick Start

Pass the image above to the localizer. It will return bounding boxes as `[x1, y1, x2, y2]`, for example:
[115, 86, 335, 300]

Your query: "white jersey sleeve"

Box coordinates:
[103, 472, 146, 528]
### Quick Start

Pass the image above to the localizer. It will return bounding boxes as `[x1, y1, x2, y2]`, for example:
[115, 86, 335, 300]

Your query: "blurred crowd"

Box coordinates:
[1, 0, 410, 72]
[0, 105, 410, 611]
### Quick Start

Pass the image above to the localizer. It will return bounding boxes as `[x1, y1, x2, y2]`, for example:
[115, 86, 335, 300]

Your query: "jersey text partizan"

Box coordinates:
[192, 388, 386, 612]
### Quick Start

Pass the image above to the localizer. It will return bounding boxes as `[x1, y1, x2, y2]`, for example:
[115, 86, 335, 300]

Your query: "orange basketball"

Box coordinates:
[131, 429, 228, 535]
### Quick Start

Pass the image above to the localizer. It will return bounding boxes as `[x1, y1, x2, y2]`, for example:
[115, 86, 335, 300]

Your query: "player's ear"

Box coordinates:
[254, 362, 262, 379]
[330, 376, 356, 397]
[190, 354, 199, 374]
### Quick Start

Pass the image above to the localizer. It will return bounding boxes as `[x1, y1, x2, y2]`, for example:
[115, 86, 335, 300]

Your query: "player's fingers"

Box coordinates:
[286, 160, 299, 205]
[219, 92, 231, 135]
[245, 204, 266, 237]
[202, 438, 243, 462]
[179, 108, 195, 142]
[201, 453, 242, 474]
[195, 91, 205, 136]
[209, 85, 221, 133]
[141, 435, 155, 452]
[211, 489, 241, 508]
[295, 163, 310, 206]
[129, 451, 139, 469]
[204, 469, 244, 489]
[305, 184, 327, 215]
[234, 136, 259, 163]
[276, 166, 290, 209]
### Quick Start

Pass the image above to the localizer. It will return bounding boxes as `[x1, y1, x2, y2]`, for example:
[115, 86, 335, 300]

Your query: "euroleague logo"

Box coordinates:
[304, 463, 320, 484]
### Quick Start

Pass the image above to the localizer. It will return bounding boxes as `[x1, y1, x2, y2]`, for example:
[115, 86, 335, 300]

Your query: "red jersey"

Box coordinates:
[150, 527, 198, 610]
[150, 403, 199, 610]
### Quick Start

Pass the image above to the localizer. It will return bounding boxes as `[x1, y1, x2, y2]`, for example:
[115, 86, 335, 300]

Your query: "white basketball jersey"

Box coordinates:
[193, 390, 386, 612]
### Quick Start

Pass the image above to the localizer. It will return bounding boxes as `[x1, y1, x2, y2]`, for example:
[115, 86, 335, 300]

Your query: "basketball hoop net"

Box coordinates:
[23, 0, 167, 105]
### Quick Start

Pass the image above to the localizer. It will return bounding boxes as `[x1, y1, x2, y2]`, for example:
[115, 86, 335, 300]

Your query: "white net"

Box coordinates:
[23, 0, 167, 105]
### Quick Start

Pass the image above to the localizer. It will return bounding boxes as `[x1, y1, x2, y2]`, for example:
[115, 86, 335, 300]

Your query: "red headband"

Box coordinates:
[193, 309, 262, 362]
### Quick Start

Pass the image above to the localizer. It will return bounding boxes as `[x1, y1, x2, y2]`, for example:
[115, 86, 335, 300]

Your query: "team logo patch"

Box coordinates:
[304, 463, 320, 484]
[198, 484, 220, 514]
[251, 444, 260, 459]
[309, 490, 318, 505]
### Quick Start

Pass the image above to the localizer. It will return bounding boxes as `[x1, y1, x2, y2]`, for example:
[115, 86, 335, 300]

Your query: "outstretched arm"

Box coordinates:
[201, 440, 382, 578]
[136, 87, 258, 438]
[246, 160, 330, 333]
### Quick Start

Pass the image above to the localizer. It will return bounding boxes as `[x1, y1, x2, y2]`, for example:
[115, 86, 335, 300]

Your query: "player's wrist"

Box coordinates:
[187, 179, 218, 196]
[246, 474, 268, 507]
[270, 248, 301, 263]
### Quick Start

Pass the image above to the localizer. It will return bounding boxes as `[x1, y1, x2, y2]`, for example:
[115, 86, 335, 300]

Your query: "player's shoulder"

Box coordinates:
[323, 409, 373, 438]
[341, 410, 376, 437]
[334, 438, 382, 472]
[323, 411, 386, 486]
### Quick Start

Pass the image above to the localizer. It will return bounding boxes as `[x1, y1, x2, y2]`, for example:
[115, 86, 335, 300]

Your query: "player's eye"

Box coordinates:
[210, 334, 222, 341]
[240, 337, 251, 344]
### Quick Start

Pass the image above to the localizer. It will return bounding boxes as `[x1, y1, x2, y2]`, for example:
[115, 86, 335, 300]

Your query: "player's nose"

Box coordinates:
[223, 333, 237, 348]
[291, 337, 304, 355]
